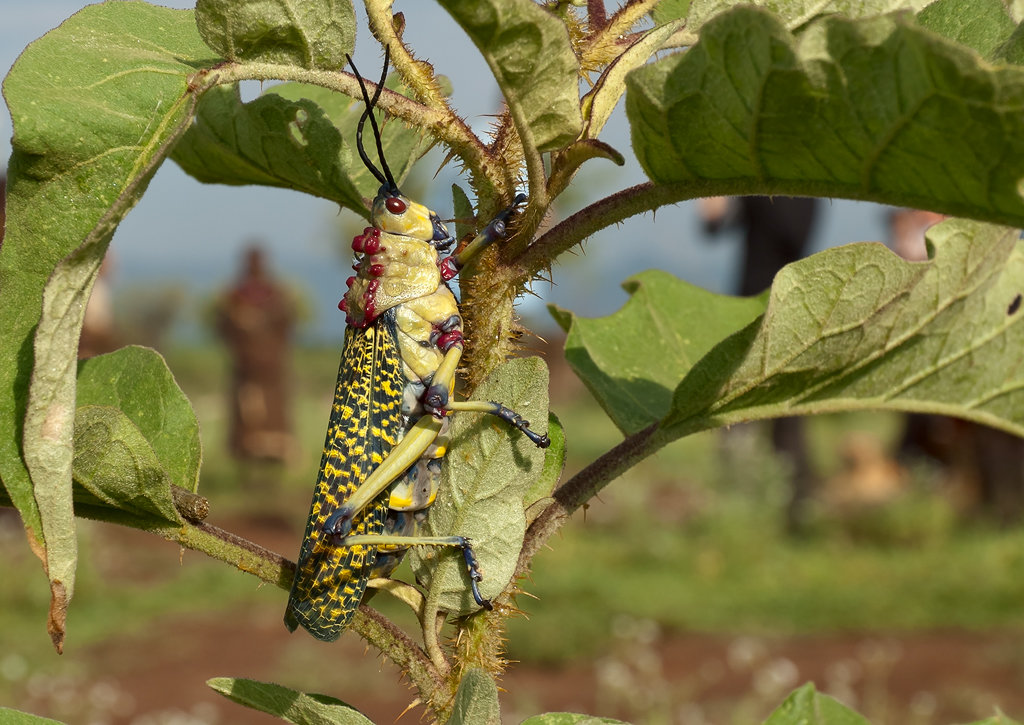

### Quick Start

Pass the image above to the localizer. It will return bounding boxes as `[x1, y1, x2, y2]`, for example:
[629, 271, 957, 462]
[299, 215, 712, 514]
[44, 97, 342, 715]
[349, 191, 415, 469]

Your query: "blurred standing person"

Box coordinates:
[700, 196, 821, 533]
[888, 208, 944, 261]
[216, 245, 296, 463]
[78, 253, 119, 358]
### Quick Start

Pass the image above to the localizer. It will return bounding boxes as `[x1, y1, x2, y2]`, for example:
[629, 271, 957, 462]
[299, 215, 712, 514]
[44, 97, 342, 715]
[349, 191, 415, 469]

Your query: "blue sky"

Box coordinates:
[1, 1, 891, 342]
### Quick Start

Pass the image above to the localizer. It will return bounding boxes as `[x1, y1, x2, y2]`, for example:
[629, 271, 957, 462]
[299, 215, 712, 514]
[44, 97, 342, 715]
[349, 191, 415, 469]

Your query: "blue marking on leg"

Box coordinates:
[459, 537, 493, 610]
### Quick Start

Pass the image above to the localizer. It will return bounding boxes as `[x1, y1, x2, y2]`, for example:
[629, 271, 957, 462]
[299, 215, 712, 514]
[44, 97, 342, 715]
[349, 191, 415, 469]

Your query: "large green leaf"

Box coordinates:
[446, 668, 500, 725]
[0, 1, 214, 651]
[966, 715, 1024, 725]
[195, 0, 355, 69]
[437, 0, 582, 153]
[762, 683, 868, 724]
[556, 220, 1024, 448]
[73, 406, 182, 527]
[0, 708, 64, 725]
[172, 80, 432, 214]
[519, 715, 628, 725]
[207, 678, 374, 725]
[626, 7, 1024, 227]
[665, 220, 1024, 437]
[413, 357, 550, 614]
[552, 272, 766, 436]
[77, 346, 201, 494]
[917, 0, 1017, 59]
[658, 0, 931, 36]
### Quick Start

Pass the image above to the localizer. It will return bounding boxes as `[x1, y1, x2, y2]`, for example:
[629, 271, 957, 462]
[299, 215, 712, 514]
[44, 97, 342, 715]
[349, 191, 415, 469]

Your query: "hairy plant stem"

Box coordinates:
[130, 516, 445, 712]
[364, 0, 447, 111]
[517, 179, 770, 278]
[516, 424, 662, 580]
[600, 0, 663, 51]
[190, 62, 494, 195]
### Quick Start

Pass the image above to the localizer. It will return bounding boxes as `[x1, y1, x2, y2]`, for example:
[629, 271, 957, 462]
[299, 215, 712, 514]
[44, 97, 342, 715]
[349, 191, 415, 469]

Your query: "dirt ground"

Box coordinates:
[40, 617, 1024, 724]
[8, 516, 1024, 725]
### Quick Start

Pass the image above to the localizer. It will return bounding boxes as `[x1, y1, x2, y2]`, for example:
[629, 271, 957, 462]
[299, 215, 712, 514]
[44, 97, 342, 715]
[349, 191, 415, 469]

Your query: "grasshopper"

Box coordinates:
[284, 48, 549, 642]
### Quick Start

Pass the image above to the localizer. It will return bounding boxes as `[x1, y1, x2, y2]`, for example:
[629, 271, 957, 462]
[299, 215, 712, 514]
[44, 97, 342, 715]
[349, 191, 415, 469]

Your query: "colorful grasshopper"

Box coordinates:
[284, 48, 549, 642]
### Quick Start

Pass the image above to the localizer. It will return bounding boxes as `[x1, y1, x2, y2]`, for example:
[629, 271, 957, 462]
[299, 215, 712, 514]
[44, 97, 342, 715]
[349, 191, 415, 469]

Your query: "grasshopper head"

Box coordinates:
[372, 187, 451, 245]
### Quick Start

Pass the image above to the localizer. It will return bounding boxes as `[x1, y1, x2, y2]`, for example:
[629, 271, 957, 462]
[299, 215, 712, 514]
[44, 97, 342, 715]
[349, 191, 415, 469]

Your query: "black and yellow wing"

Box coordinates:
[284, 310, 405, 641]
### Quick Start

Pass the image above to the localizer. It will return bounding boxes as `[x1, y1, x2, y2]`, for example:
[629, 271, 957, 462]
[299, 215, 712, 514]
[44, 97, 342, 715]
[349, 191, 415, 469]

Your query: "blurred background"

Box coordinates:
[4, 3, 1024, 725]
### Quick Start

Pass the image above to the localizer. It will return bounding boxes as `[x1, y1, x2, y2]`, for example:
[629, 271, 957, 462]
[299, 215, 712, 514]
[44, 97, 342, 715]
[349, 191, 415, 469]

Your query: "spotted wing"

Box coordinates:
[284, 312, 405, 641]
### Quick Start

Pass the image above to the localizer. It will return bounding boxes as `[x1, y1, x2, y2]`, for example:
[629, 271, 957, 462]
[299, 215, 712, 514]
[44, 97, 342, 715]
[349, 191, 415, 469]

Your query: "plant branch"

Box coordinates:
[517, 182, 676, 275]
[597, 0, 663, 52]
[188, 62, 494, 189]
[517, 179, 765, 277]
[132, 518, 295, 589]
[133, 513, 441, 701]
[516, 423, 662, 578]
[353, 607, 442, 701]
[364, 0, 447, 112]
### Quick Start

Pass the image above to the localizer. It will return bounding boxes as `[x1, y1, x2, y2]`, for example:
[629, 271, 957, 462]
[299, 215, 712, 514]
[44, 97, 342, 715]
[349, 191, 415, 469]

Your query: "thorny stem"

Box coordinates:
[516, 424, 662, 579]
[362, 3, 510, 207]
[134, 515, 444, 710]
[364, 0, 448, 112]
[517, 179, 759, 278]
[594, 0, 664, 53]
[353, 607, 442, 700]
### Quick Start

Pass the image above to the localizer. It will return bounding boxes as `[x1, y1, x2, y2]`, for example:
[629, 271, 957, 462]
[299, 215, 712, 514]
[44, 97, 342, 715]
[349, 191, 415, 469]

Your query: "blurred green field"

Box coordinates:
[4, 344, 1024, 722]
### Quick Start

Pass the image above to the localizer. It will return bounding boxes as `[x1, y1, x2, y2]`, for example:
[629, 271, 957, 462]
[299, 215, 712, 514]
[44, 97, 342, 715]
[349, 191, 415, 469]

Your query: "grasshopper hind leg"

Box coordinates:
[346, 529, 494, 609]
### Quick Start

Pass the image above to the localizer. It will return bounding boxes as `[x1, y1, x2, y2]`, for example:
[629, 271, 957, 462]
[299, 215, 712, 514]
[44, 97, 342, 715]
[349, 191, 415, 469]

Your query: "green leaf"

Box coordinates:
[626, 7, 1024, 227]
[77, 346, 201, 494]
[993, 23, 1024, 65]
[675, 0, 930, 37]
[967, 716, 1024, 725]
[271, 80, 433, 195]
[0, 1, 213, 650]
[437, 0, 582, 153]
[917, 0, 1016, 60]
[73, 406, 182, 526]
[562, 221, 1024, 449]
[762, 683, 868, 724]
[195, 0, 355, 69]
[651, 0, 693, 26]
[520, 715, 629, 725]
[208, 677, 374, 724]
[966, 714, 1024, 725]
[0, 707, 65, 724]
[551, 272, 766, 436]
[665, 221, 1024, 438]
[446, 668, 500, 725]
[172, 80, 433, 214]
[413, 357, 549, 614]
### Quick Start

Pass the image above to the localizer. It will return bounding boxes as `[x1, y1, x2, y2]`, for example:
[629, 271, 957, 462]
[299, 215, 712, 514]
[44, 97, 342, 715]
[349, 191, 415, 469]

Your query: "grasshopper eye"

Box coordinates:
[386, 197, 407, 214]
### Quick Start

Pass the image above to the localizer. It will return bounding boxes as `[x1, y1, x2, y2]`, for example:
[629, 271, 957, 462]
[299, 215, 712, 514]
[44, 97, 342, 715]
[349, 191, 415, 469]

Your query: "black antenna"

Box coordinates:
[346, 46, 397, 192]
